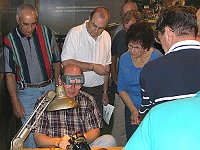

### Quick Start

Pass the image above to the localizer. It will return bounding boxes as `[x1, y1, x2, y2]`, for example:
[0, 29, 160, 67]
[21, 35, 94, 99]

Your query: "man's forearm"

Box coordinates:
[62, 59, 93, 72]
[84, 128, 100, 144]
[34, 133, 60, 148]
[6, 73, 18, 103]
[103, 65, 110, 92]
[103, 74, 109, 92]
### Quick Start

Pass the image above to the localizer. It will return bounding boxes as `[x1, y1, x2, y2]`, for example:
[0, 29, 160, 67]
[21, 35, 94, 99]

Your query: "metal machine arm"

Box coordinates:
[10, 90, 56, 150]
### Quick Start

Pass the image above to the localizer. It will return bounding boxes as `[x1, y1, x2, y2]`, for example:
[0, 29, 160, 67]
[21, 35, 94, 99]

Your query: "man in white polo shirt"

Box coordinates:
[61, 6, 111, 115]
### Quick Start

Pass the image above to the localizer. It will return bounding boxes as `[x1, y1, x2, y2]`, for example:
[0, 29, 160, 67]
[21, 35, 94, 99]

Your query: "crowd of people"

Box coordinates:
[125, 4, 200, 150]
[1, 1, 200, 149]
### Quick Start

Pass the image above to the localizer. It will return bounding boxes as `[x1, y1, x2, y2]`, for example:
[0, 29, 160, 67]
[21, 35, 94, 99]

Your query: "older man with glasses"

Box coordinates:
[139, 5, 200, 120]
[33, 64, 116, 149]
[3, 4, 61, 148]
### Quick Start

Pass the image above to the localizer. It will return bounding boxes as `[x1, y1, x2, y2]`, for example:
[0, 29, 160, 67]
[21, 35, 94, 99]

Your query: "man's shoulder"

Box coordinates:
[68, 23, 85, 34]
[144, 49, 200, 72]
[102, 30, 111, 38]
[143, 56, 162, 70]
[79, 90, 95, 102]
[117, 29, 126, 36]
[78, 91, 100, 109]
[114, 24, 123, 36]
[4, 28, 18, 46]
[36, 24, 53, 33]
[114, 30, 126, 40]
[5, 28, 17, 37]
[141, 55, 167, 80]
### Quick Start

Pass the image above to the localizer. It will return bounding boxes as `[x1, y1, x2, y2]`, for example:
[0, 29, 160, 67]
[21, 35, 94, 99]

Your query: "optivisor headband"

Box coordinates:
[60, 74, 85, 85]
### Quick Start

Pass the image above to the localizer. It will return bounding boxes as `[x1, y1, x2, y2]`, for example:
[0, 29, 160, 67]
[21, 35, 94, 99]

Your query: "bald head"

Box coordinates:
[16, 4, 38, 37]
[16, 4, 38, 19]
[63, 65, 82, 76]
[62, 65, 83, 98]
[90, 6, 110, 22]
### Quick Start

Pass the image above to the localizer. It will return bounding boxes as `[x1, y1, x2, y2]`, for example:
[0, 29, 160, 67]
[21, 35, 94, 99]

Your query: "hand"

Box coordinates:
[102, 93, 109, 105]
[130, 109, 140, 125]
[12, 98, 25, 118]
[58, 135, 70, 149]
[93, 64, 109, 76]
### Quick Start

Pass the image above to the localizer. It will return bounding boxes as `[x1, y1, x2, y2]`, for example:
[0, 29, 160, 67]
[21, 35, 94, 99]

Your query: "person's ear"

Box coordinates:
[164, 26, 174, 41]
[16, 16, 20, 24]
[165, 27, 174, 38]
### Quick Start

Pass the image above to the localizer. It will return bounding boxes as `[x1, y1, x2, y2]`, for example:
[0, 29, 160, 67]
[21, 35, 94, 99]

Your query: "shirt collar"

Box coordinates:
[16, 25, 37, 38]
[166, 40, 200, 55]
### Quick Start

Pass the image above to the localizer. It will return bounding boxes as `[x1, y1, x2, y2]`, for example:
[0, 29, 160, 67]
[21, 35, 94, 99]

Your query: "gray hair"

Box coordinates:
[197, 8, 200, 35]
[121, 1, 138, 18]
[122, 10, 141, 24]
[16, 4, 38, 18]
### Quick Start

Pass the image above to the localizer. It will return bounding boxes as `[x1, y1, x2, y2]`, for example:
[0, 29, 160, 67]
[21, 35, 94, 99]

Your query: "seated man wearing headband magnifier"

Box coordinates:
[33, 64, 116, 149]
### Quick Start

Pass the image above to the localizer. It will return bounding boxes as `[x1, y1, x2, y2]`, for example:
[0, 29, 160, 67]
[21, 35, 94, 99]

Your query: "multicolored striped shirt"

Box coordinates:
[3, 24, 61, 83]
[35, 90, 103, 137]
[0, 33, 3, 72]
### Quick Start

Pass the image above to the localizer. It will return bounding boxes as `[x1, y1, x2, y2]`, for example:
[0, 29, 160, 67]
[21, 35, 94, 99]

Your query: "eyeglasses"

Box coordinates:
[21, 22, 37, 28]
[128, 44, 143, 52]
[91, 22, 105, 30]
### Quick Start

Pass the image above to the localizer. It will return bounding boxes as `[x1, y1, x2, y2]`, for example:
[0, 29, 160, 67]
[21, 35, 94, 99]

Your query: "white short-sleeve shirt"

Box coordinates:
[61, 20, 111, 87]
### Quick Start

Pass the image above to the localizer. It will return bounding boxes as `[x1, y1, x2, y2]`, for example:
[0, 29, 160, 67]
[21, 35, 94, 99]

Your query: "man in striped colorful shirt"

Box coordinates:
[3, 4, 61, 148]
[0, 35, 3, 92]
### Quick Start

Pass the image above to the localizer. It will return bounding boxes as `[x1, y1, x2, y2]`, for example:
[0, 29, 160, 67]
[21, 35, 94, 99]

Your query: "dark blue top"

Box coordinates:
[139, 40, 200, 118]
[111, 30, 127, 57]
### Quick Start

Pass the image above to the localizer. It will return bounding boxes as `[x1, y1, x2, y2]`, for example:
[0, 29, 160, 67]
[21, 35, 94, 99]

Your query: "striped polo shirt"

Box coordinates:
[4, 24, 61, 83]
[139, 40, 200, 118]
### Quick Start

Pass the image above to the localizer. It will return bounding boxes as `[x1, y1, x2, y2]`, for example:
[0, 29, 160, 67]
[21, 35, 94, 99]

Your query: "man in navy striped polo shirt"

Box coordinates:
[139, 6, 200, 120]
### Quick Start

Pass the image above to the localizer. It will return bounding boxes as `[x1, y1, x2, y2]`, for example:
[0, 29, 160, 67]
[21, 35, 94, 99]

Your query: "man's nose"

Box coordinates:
[71, 84, 76, 90]
[27, 26, 33, 31]
[94, 27, 99, 33]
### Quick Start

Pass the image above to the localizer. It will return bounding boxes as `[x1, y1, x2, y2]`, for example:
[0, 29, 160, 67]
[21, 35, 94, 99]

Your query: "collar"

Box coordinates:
[166, 40, 200, 55]
[16, 25, 37, 38]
